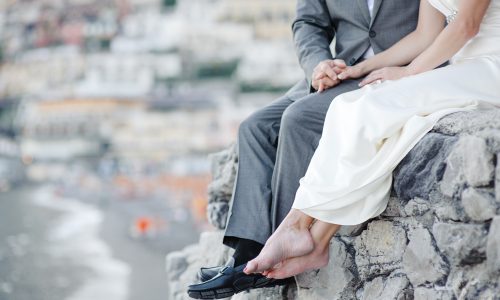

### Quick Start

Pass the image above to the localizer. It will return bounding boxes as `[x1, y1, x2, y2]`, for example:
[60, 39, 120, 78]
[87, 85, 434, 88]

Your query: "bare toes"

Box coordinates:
[244, 260, 257, 274]
[267, 268, 290, 280]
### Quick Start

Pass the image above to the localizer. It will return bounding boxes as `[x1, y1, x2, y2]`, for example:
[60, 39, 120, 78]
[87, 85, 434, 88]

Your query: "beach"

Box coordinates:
[0, 184, 200, 300]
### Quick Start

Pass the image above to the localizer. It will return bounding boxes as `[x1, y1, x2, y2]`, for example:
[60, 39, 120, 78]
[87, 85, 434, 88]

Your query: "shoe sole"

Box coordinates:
[187, 277, 274, 299]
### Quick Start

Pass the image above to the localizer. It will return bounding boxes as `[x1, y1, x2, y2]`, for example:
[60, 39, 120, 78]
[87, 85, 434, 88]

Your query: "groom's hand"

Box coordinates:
[312, 59, 347, 92]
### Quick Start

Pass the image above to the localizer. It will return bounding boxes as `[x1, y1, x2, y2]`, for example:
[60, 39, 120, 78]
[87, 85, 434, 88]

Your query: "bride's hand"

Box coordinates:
[337, 64, 367, 80]
[359, 66, 410, 87]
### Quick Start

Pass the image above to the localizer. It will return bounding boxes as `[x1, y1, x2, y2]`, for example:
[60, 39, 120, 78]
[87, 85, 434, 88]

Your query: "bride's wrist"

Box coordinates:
[405, 64, 421, 76]
[357, 61, 371, 76]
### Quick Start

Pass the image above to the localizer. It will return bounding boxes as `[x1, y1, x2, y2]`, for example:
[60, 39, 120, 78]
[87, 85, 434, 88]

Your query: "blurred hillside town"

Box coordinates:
[0, 1, 302, 298]
[0, 0, 301, 219]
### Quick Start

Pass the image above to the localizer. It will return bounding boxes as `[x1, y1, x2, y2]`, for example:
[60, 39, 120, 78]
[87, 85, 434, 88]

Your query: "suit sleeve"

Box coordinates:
[292, 0, 335, 92]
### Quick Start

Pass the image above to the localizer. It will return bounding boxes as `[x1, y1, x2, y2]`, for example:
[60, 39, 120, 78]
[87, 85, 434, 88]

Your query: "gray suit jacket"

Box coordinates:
[293, 0, 420, 89]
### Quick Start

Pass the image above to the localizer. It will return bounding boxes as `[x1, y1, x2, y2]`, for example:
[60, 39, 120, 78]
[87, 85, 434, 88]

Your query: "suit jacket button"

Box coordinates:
[369, 30, 377, 38]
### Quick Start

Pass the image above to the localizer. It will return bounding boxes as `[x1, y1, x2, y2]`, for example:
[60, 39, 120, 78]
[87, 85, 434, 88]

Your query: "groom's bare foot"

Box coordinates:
[244, 225, 314, 274]
[265, 244, 330, 279]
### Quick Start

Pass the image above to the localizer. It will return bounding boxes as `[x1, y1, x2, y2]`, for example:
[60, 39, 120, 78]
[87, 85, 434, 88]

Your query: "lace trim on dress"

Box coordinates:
[447, 10, 458, 23]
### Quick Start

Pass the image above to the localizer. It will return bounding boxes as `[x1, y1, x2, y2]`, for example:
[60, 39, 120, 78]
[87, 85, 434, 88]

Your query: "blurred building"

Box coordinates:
[1, 0, 303, 186]
[19, 98, 143, 161]
[217, 0, 296, 40]
[75, 52, 181, 98]
[108, 108, 221, 161]
[0, 46, 85, 97]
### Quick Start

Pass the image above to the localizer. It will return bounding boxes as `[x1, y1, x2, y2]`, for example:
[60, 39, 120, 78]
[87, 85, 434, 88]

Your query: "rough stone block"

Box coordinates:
[440, 136, 494, 198]
[197, 231, 232, 268]
[487, 216, 500, 274]
[354, 221, 407, 280]
[495, 157, 500, 203]
[380, 197, 406, 217]
[336, 222, 367, 237]
[231, 284, 294, 300]
[296, 238, 355, 300]
[459, 136, 494, 186]
[207, 202, 230, 230]
[393, 133, 456, 201]
[403, 198, 431, 217]
[432, 222, 487, 265]
[440, 144, 465, 198]
[207, 144, 238, 229]
[446, 262, 500, 299]
[166, 251, 189, 281]
[167, 109, 500, 300]
[461, 188, 496, 221]
[432, 199, 463, 222]
[402, 227, 448, 286]
[359, 274, 411, 300]
[433, 109, 500, 136]
[413, 287, 453, 300]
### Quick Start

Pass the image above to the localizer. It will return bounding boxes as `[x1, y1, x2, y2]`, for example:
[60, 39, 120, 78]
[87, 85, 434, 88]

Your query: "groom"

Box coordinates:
[188, 0, 420, 298]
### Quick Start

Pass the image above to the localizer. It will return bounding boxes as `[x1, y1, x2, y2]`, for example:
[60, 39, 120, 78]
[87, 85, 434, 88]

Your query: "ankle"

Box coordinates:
[314, 239, 331, 255]
[282, 209, 313, 230]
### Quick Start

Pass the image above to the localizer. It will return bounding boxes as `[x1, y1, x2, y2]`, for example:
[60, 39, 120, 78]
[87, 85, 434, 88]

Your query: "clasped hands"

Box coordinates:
[312, 59, 410, 92]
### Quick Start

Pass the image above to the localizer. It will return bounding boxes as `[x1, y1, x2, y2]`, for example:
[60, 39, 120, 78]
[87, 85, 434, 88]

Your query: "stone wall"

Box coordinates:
[166, 109, 500, 300]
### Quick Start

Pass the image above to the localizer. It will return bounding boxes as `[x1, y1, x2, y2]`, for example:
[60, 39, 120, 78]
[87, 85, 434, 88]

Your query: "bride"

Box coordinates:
[244, 0, 500, 279]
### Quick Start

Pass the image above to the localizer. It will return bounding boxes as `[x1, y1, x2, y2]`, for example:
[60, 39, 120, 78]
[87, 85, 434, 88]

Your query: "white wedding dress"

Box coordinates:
[292, 0, 500, 225]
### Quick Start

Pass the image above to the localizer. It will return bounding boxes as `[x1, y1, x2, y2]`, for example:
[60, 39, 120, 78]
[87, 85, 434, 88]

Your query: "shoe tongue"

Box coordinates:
[224, 257, 235, 268]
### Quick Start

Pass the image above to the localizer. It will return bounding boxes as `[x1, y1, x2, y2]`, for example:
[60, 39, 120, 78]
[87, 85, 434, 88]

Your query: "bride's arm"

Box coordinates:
[339, 0, 445, 80]
[358, 0, 491, 86]
[407, 0, 491, 75]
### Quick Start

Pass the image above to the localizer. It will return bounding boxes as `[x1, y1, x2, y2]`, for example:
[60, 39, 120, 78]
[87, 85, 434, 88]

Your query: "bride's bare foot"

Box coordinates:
[244, 224, 314, 274]
[265, 243, 330, 279]
[264, 220, 341, 279]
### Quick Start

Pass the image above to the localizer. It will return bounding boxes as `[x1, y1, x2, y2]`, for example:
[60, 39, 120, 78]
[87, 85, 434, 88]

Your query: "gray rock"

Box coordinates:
[496, 158, 500, 203]
[487, 216, 500, 274]
[460, 136, 494, 187]
[296, 238, 356, 300]
[440, 143, 466, 198]
[446, 267, 467, 298]
[432, 109, 500, 136]
[440, 136, 494, 197]
[432, 222, 487, 265]
[402, 227, 448, 286]
[393, 133, 457, 201]
[336, 222, 367, 237]
[446, 262, 500, 299]
[207, 144, 238, 229]
[359, 274, 411, 300]
[166, 251, 189, 282]
[167, 108, 500, 300]
[167, 232, 234, 300]
[413, 287, 453, 300]
[196, 231, 233, 267]
[354, 221, 407, 280]
[403, 198, 431, 217]
[461, 188, 496, 221]
[433, 203, 463, 222]
[477, 128, 500, 154]
[232, 284, 295, 300]
[457, 278, 498, 300]
[206, 202, 230, 230]
[381, 197, 406, 217]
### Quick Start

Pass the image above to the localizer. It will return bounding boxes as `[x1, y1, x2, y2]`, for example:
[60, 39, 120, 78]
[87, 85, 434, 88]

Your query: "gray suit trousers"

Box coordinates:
[223, 78, 361, 248]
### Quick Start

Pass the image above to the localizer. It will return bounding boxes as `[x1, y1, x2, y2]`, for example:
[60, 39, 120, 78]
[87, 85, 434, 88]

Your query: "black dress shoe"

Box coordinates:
[197, 265, 223, 282]
[188, 258, 288, 299]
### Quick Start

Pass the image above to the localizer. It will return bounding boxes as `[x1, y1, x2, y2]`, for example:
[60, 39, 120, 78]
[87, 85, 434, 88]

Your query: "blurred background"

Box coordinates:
[0, 0, 301, 299]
